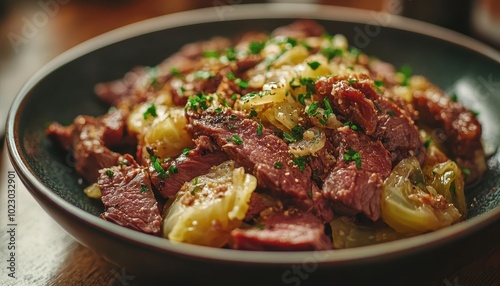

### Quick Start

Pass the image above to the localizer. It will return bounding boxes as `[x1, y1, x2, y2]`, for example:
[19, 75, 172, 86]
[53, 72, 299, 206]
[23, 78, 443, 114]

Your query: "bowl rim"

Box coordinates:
[6, 3, 500, 265]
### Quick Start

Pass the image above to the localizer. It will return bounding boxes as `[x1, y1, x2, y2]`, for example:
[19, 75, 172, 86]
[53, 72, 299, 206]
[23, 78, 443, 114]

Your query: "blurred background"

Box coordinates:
[0, 0, 499, 141]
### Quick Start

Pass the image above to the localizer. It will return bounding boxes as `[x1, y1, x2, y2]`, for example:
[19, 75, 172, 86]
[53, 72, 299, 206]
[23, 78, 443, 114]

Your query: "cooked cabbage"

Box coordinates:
[381, 156, 462, 234]
[162, 161, 257, 247]
[141, 106, 194, 160]
[330, 216, 409, 248]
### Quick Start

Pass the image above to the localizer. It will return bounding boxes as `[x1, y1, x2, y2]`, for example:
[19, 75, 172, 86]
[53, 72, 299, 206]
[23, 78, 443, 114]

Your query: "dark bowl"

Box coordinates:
[6, 4, 500, 286]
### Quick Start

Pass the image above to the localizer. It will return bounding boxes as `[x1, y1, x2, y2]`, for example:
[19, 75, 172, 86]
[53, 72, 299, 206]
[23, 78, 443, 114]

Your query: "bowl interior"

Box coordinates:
[7, 5, 500, 263]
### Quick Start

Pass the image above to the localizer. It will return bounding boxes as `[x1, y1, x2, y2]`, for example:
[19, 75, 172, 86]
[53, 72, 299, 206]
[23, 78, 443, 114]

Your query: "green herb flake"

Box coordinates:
[225, 47, 237, 61]
[291, 125, 305, 141]
[307, 102, 320, 117]
[374, 80, 384, 87]
[307, 190, 313, 199]
[170, 67, 180, 76]
[140, 183, 149, 193]
[321, 47, 343, 61]
[227, 135, 243, 145]
[399, 65, 412, 86]
[274, 162, 283, 169]
[298, 93, 311, 106]
[249, 109, 258, 118]
[293, 156, 307, 172]
[424, 137, 432, 149]
[299, 77, 316, 94]
[249, 41, 266, 54]
[203, 50, 219, 58]
[257, 120, 263, 135]
[348, 79, 358, 84]
[182, 148, 191, 156]
[235, 78, 249, 89]
[143, 103, 157, 120]
[450, 92, 458, 102]
[105, 169, 114, 178]
[344, 148, 362, 169]
[307, 61, 321, 70]
[168, 164, 178, 175]
[461, 167, 471, 177]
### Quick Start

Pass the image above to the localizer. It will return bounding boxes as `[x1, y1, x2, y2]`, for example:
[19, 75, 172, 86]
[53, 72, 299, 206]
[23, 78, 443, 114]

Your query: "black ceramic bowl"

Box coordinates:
[6, 4, 500, 286]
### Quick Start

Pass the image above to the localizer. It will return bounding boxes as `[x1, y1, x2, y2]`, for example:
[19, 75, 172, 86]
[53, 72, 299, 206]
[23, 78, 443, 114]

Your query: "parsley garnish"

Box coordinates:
[170, 67, 180, 76]
[143, 103, 157, 120]
[344, 121, 359, 132]
[424, 137, 432, 149]
[291, 125, 304, 141]
[344, 148, 362, 169]
[182, 148, 191, 156]
[450, 92, 458, 102]
[293, 156, 307, 172]
[203, 50, 219, 58]
[321, 47, 343, 61]
[307, 61, 321, 70]
[225, 47, 237, 61]
[235, 78, 249, 89]
[399, 65, 412, 86]
[249, 109, 258, 118]
[105, 169, 114, 178]
[297, 93, 311, 106]
[257, 120, 263, 135]
[274, 162, 283, 169]
[227, 135, 243, 145]
[249, 41, 266, 54]
[187, 93, 209, 111]
[140, 183, 149, 193]
[374, 80, 384, 87]
[307, 102, 320, 117]
[299, 77, 316, 94]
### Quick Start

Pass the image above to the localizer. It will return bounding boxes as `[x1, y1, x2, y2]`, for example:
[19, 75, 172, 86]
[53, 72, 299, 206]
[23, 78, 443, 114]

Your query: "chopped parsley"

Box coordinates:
[182, 148, 191, 156]
[170, 67, 180, 76]
[450, 92, 458, 102]
[249, 41, 266, 54]
[344, 121, 359, 132]
[257, 120, 263, 135]
[274, 162, 283, 169]
[348, 79, 358, 84]
[249, 109, 258, 118]
[151, 154, 169, 179]
[307, 102, 320, 117]
[321, 47, 343, 61]
[461, 167, 471, 177]
[235, 78, 249, 89]
[140, 183, 149, 193]
[344, 148, 362, 169]
[424, 137, 432, 149]
[203, 50, 219, 58]
[399, 65, 412, 86]
[297, 93, 311, 106]
[322, 97, 334, 123]
[374, 80, 384, 87]
[143, 103, 157, 120]
[227, 135, 243, 145]
[299, 77, 316, 94]
[105, 169, 114, 178]
[293, 156, 308, 172]
[187, 93, 210, 111]
[307, 61, 321, 70]
[168, 164, 178, 175]
[225, 47, 237, 61]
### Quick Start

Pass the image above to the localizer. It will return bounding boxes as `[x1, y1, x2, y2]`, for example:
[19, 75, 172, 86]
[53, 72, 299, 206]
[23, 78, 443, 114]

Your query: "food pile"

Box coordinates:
[46, 20, 486, 251]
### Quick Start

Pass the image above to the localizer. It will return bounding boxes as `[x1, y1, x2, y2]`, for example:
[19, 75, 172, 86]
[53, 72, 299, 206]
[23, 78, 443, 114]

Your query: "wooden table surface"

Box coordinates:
[0, 1, 498, 285]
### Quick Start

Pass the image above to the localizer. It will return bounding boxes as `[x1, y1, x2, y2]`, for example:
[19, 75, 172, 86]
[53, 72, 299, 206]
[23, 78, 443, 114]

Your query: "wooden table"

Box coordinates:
[0, 1, 498, 285]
